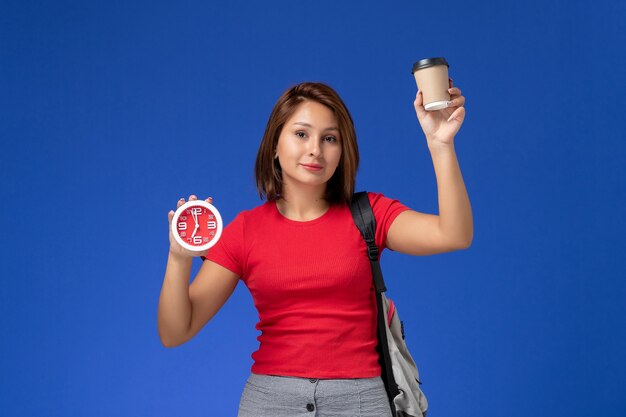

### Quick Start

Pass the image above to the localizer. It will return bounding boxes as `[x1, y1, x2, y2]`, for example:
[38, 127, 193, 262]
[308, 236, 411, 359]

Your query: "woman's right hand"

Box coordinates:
[168, 195, 213, 259]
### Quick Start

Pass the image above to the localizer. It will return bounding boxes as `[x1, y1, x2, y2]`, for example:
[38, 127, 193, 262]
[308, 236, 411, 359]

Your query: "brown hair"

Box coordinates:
[255, 82, 359, 204]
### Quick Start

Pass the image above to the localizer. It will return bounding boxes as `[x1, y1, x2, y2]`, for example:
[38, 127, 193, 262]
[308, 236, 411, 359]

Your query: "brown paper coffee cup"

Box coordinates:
[412, 57, 450, 111]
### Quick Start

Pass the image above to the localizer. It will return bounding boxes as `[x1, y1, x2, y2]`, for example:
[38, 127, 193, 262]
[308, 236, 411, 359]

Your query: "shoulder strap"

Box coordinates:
[350, 191, 387, 293]
[350, 191, 399, 415]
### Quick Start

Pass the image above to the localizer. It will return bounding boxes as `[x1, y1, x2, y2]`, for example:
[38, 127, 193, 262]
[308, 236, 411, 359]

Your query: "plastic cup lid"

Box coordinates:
[412, 57, 449, 73]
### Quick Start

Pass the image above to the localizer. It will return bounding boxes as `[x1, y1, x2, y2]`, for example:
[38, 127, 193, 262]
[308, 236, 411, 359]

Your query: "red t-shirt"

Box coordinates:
[205, 192, 409, 378]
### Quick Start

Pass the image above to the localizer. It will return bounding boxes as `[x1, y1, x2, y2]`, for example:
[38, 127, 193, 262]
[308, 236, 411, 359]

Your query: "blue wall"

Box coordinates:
[1, 0, 625, 416]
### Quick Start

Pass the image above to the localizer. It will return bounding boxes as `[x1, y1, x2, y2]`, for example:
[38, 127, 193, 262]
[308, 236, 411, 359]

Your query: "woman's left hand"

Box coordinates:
[413, 78, 466, 148]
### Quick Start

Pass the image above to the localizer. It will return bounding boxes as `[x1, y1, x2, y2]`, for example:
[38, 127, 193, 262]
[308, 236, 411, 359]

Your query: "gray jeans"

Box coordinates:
[237, 373, 393, 417]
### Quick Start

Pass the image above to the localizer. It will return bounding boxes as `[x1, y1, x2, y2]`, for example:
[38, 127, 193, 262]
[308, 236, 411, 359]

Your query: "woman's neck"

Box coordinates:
[276, 184, 330, 221]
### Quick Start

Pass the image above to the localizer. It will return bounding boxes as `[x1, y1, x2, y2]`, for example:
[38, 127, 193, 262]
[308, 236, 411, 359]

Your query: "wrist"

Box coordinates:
[168, 248, 194, 263]
[427, 140, 456, 156]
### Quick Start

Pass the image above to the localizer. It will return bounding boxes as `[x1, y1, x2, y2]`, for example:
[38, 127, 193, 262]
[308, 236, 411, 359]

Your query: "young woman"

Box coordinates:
[158, 81, 472, 417]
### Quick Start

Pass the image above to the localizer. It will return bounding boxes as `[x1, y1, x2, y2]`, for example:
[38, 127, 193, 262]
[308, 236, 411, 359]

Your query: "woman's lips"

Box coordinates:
[301, 163, 323, 172]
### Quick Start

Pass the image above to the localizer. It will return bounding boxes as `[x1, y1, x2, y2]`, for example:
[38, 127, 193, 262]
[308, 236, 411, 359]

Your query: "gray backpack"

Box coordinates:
[350, 191, 429, 417]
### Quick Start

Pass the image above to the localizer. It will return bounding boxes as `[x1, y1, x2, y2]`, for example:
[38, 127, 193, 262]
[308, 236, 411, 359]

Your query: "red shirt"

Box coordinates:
[205, 192, 409, 378]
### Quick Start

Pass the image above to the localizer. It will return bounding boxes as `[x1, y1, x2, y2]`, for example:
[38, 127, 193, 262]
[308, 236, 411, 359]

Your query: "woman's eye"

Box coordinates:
[295, 131, 306, 139]
[324, 136, 337, 143]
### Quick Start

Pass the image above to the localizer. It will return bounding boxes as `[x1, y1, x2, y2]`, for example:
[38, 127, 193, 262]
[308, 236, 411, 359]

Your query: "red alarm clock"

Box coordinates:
[171, 200, 223, 252]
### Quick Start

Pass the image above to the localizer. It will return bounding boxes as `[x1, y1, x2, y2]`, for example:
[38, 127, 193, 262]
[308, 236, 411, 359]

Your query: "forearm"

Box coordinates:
[429, 143, 473, 247]
[158, 251, 194, 346]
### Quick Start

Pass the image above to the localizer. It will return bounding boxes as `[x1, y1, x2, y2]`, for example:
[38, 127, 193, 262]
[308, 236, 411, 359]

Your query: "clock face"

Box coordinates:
[171, 200, 223, 252]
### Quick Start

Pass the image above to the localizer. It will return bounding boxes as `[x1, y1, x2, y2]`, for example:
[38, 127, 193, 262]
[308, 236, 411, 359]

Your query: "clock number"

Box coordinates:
[178, 222, 187, 230]
[207, 221, 216, 229]
[193, 236, 202, 245]
[192, 207, 203, 215]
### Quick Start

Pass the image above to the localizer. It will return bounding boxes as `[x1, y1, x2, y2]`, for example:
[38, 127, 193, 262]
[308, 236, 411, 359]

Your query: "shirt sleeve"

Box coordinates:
[367, 192, 411, 253]
[203, 211, 246, 277]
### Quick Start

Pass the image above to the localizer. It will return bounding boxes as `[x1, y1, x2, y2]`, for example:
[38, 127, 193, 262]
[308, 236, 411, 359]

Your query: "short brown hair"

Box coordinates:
[255, 82, 359, 204]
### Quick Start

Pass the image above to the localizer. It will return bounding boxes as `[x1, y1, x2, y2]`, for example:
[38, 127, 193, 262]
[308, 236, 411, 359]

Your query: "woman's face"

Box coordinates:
[275, 100, 342, 194]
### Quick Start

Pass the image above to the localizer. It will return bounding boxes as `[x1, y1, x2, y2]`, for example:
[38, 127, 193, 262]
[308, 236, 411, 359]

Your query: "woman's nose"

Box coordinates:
[307, 136, 322, 156]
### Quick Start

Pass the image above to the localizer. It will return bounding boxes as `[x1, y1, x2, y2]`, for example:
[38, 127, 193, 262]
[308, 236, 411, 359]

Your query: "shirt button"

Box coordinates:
[306, 403, 315, 412]
[309, 378, 318, 383]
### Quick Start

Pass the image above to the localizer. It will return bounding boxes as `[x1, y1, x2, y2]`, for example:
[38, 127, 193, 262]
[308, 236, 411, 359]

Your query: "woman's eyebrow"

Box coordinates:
[293, 122, 339, 132]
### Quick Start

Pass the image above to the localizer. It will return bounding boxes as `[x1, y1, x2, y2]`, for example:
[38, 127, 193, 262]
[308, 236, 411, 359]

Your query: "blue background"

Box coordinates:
[2, 0, 625, 416]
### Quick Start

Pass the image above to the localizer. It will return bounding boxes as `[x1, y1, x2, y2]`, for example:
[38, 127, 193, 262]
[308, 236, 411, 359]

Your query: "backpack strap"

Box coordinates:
[350, 191, 399, 415]
[349, 192, 386, 293]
